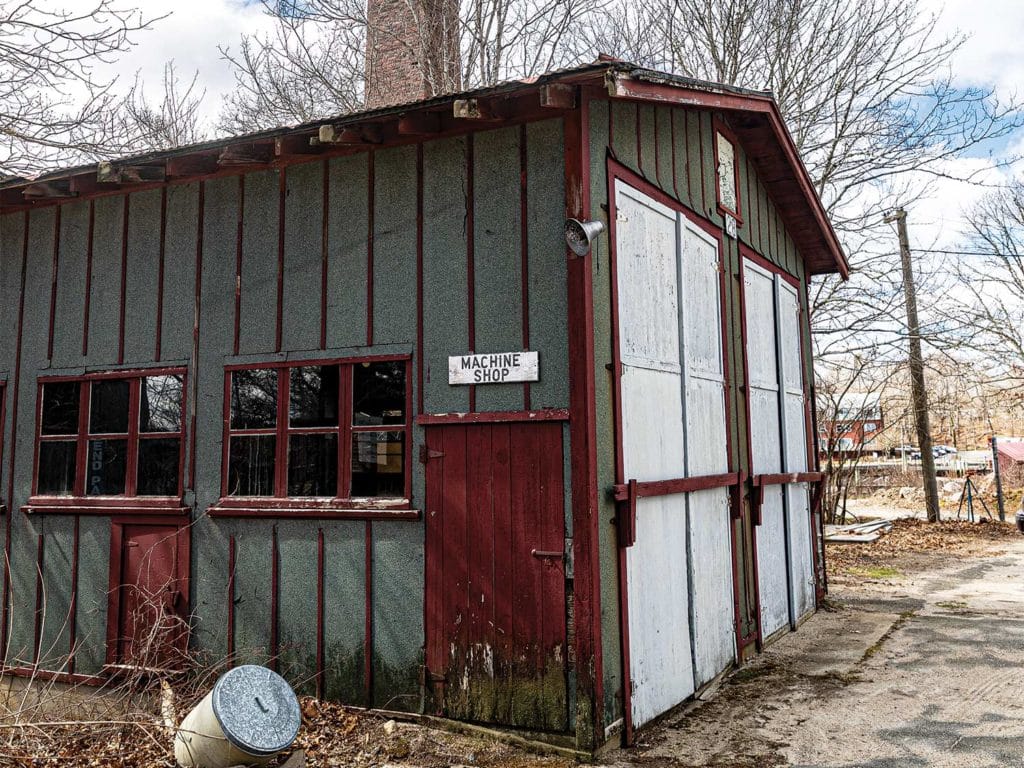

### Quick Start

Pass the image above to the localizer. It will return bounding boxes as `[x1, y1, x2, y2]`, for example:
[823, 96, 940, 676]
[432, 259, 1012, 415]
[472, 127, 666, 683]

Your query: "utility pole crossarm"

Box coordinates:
[884, 208, 941, 522]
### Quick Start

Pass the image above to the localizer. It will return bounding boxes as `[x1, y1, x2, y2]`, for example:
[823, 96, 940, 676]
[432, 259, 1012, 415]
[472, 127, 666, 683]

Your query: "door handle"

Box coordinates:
[531, 549, 564, 559]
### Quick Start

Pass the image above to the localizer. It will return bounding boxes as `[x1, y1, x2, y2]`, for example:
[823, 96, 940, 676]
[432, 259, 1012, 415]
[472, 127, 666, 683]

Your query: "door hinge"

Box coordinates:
[419, 445, 445, 464]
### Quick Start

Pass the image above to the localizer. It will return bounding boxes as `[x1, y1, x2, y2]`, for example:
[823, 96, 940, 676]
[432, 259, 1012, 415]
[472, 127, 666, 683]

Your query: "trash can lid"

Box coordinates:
[211, 665, 301, 757]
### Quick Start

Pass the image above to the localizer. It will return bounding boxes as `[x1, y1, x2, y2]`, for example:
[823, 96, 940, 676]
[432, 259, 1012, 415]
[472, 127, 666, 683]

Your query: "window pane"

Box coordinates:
[37, 441, 77, 495]
[289, 366, 339, 428]
[140, 375, 183, 433]
[41, 382, 80, 435]
[86, 439, 128, 495]
[353, 362, 405, 426]
[90, 380, 130, 434]
[230, 369, 278, 430]
[288, 434, 338, 496]
[227, 435, 276, 496]
[137, 438, 181, 496]
[351, 431, 404, 497]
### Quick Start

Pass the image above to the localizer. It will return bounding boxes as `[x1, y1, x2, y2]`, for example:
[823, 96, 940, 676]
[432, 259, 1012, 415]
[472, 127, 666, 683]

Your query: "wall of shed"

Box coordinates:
[0, 118, 570, 713]
[586, 98, 814, 730]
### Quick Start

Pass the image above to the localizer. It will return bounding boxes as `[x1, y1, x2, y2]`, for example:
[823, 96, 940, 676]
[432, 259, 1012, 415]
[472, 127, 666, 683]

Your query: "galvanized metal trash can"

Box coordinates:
[175, 665, 301, 767]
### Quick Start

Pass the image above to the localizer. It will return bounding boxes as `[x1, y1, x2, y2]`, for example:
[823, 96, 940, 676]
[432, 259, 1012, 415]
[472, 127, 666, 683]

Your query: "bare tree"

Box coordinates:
[218, 0, 603, 132]
[114, 61, 207, 153]
[0, 1, 162, 176]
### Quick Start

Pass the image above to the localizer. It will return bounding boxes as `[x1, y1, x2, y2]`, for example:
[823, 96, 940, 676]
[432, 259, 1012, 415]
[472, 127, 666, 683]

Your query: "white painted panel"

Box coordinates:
[788, 483, 815, 619]
[626, 495, 694, 728]
[743, 267, 778, 387]
[616, 182, 680, 373]
[689, 487, 734, 686]
[621, 366, 685, 480]
[757, 486, 789, 637]
[685, 377, 728, 476]
[680, 226, 723, 378]
[749, 389, 782, 472]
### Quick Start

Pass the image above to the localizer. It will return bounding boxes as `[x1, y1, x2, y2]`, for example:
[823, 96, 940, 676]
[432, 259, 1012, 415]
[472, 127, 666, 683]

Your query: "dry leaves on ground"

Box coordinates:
[827, 518, 1018, 581]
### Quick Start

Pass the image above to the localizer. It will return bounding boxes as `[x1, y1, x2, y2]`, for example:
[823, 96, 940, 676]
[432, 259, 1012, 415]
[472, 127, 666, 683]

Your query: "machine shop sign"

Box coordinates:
[449, 351, 539, 384]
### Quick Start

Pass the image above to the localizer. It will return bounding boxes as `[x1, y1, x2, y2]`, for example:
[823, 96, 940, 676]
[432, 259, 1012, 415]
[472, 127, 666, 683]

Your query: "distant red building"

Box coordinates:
[996, 439, 1024, 485]
[820, 393, 883, 452]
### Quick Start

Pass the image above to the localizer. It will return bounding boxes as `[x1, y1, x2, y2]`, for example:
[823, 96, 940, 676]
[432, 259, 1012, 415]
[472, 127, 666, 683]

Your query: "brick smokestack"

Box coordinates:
[364, 0, 460, 109]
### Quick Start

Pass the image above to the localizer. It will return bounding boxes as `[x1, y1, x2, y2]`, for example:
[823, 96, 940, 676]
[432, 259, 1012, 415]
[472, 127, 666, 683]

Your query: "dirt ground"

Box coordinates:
[4, 516, 1022, 767]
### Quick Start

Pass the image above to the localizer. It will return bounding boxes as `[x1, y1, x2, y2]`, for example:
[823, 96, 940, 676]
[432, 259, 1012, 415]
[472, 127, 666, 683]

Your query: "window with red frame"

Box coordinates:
[224, 359, 409, 501]
[35, 373, 185, 498]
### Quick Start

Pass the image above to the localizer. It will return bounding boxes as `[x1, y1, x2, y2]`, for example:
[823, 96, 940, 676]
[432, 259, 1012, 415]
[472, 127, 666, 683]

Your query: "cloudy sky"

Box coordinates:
[94, 0, 1023, 255]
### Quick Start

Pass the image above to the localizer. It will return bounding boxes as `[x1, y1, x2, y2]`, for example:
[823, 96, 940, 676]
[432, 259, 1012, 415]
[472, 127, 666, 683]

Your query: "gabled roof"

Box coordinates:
[0, 61, 846, 277]
[997, 441, 1024, 463]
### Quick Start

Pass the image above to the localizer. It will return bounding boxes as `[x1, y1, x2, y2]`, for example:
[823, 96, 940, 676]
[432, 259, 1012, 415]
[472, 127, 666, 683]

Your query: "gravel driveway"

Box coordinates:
[604, 532, 1024, 767]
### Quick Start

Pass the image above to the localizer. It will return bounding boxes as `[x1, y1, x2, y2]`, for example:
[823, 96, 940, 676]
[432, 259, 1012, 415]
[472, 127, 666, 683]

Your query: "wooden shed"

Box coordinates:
[0, 61, 846, 751]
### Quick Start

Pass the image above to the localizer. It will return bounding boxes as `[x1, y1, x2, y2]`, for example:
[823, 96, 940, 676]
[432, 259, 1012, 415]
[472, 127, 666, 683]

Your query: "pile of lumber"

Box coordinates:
[824, 519, 894, 544]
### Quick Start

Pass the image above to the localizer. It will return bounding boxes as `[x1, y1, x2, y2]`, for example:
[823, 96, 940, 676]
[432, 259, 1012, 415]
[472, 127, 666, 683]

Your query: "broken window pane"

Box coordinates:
[41, 382, 79, 435]
[86, 438, 128, 495]
[231, 369, 278, 430]
[140, 375, 183, 433]
[288, 433, 338, 497]
[227, 435, 276, 496]
[351, 431, 404, 497]
[137, 437, 180, 496]
[289, 366, 339, 428]
[353, 362, 405, 426]
[37, 441, 77, 495]
[90, 379, 130, 434]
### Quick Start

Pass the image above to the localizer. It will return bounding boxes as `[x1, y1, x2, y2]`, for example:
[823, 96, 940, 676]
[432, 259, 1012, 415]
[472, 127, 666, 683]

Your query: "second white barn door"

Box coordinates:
[614, 179, 735, 731]
[743, 258, 815, 640]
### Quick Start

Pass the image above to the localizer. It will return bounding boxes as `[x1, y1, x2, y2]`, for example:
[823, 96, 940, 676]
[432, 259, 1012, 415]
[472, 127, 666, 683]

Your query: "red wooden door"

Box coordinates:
[108, 521, 189, 669]
[425, 422, 568, 732]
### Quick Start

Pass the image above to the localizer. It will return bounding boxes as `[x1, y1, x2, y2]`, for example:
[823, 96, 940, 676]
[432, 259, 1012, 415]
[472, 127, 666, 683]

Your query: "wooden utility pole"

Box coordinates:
[886, 208, 940, 522]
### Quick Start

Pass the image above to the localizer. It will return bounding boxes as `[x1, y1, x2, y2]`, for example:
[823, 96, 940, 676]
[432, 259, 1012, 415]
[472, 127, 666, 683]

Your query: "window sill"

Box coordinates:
[24, 496, 188, 516]
[207, 497, 418, 520]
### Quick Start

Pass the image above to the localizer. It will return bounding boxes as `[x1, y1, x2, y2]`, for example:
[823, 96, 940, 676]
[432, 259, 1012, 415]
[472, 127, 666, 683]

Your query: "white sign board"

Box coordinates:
[449, 351, 539, 385]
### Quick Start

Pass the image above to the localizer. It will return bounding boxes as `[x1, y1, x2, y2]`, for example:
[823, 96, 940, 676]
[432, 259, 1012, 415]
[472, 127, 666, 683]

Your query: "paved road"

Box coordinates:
[605, 536, 1024, 767]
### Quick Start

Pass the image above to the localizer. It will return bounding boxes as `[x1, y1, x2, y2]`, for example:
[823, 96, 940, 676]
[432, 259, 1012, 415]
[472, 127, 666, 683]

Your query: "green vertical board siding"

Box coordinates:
[0, 213, 23, 370]
[525, 119, 569, 409]
[586, 101, 623, 726]
[371, 520, 423, 710]
[51, 201, 88, 368]
[74, 516, 110, 675]
[240, 170, 279, 354]
[161, 184, 199, 362]
[610, 101, 638, 169]
[326, 154, 369, 350]
[190, 176, 239, 656]
[282, 161, 324, 352]
[684, 112, 705, 218]
[323, 520, 367, 704]
[655, 107, 675, 200]
[123, 189, 162, 364]
[86, 197, 124, 366]
[637, 105, 656, 184]
[373, 145, 417, 346]
[473, 127, 523, 412]
[276, 521, 319, 695]
[737, 152, 753, 249]
[8, 209, 56, 665]
[233, 521, 274, 666]
[699, 113, 719, 225]
[38, 516, 74, 672]
[422, 136, 469, 414]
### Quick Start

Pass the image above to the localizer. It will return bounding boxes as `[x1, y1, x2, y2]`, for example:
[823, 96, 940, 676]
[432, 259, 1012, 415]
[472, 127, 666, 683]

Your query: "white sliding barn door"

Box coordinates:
[778, 282, 815, 621]
[745, 258, 817, 639]
[616, 183, 694, 729]
[679, 226, 734, 687]
[744, 260, 789, 639]
[615, 180, 735, 730]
